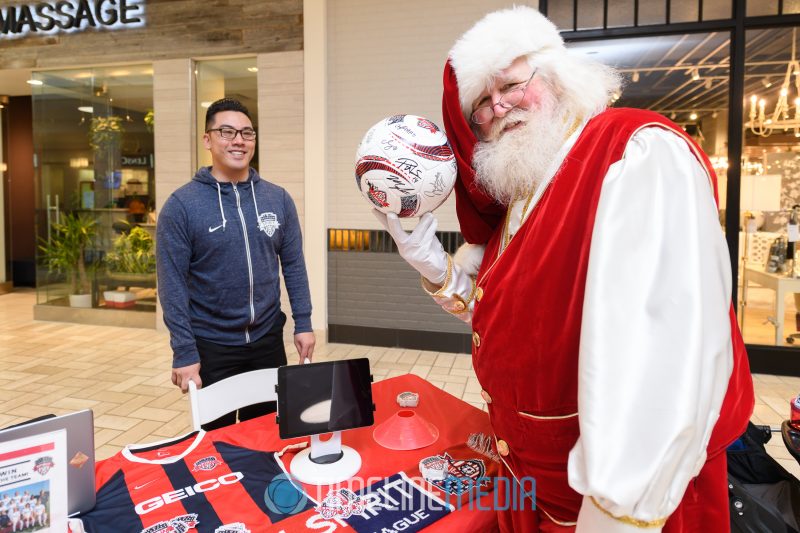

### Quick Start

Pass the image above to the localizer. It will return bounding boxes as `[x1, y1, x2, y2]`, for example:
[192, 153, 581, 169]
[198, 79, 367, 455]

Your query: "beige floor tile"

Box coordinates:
[452, 355, 473, 369]
[48, 397, 100, 411]
[442, 382, 466, 398]
[433, 353, 456, 368]
[128, 406, 180, 423]
[95, 414, 140, 431]
[109, 420, 167, 447]
[416, 353, 437, 366]
[409, 364, 432, 378]
[94, 428, 124, 447]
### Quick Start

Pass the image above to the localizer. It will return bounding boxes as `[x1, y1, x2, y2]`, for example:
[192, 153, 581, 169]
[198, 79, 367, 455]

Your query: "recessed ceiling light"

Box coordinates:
[26, 79, 43, 86]
[78, 106, 94, 113]
[247, 67, 258, 73]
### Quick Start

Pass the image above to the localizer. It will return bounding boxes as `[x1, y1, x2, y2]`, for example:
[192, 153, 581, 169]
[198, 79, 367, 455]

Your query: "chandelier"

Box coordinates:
[748, 28, 800, 137]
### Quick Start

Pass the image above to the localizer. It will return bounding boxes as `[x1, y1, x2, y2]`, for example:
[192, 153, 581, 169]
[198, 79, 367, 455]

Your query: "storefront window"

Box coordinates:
[739, 27, 800, 347]
[567, 32, 730, 204]
[195, 57, 258, 170]
[32, 65, 155, 313]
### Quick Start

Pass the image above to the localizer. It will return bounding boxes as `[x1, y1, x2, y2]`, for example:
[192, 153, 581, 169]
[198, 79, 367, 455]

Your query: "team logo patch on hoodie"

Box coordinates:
[257, 212, 280, 237]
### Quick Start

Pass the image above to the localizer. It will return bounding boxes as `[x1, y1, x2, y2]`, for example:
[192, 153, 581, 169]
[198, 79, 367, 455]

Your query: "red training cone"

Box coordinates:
[373, 409, 439, 450]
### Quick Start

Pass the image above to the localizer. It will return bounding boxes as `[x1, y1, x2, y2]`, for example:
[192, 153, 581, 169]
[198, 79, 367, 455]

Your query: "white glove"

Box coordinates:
[373, 210, 449, 285]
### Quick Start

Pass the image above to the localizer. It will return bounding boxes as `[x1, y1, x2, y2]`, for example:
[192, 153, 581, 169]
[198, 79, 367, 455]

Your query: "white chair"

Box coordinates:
[188, 368, 278, 431]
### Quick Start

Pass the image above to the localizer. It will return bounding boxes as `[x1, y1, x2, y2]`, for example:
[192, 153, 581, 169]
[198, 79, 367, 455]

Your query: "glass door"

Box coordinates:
[32, 65, 155, 311]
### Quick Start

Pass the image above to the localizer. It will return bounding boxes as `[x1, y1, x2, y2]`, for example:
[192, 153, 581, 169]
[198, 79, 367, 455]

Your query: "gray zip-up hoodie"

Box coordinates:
[156, 167, 312, 368]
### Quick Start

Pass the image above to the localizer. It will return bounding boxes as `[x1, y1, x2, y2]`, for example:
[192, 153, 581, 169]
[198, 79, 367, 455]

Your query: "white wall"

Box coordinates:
[326, 0, 536, 232]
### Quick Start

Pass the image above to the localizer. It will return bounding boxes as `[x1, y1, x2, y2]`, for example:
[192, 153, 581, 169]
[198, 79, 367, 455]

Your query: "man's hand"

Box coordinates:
[373, 210, 449, 285]
[171, 363, 202, 393]
[294, 331, 316, 363]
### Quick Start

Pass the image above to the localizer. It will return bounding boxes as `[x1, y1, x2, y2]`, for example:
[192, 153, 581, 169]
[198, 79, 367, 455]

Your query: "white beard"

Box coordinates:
[472, 93, 574, 205]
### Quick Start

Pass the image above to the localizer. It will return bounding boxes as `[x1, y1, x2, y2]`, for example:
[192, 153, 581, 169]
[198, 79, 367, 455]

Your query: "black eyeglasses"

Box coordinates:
[471, 69, 537, 125]
[206, 127, 257, 141]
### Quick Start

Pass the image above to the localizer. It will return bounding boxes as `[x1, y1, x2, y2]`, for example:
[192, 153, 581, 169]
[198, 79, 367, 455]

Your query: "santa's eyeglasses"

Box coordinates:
[470, 69, 537, 125]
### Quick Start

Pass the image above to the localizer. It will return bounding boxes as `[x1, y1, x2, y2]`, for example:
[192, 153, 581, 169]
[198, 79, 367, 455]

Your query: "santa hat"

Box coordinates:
[449, 6, 564, 117]
[442, 6, 564, 244]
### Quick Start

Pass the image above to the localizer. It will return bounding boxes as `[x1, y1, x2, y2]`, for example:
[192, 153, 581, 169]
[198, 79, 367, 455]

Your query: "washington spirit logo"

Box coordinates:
[141, 513, 199, 533]
[416, 117, 439, 133]
[366, 181, 389, 207]
[315, 488, 367, 520]
[33, 456, 55, 476]
[257, 212, 280, 237]
[192, 456, 223, 472]
[426, 454, 488, 496]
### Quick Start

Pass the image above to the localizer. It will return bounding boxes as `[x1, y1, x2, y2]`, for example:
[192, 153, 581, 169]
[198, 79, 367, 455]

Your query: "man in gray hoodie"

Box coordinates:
[157, 98, 314, 429]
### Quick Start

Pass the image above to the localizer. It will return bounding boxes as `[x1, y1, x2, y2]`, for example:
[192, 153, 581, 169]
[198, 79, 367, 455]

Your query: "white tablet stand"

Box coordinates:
[289, 431, 362, 485]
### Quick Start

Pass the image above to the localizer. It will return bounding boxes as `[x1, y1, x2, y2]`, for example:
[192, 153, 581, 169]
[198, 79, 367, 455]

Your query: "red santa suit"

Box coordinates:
[431, 15, 756, 528]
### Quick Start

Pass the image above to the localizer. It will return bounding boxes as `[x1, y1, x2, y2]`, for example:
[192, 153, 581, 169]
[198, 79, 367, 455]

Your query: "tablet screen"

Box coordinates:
[277, 358, 374, 439]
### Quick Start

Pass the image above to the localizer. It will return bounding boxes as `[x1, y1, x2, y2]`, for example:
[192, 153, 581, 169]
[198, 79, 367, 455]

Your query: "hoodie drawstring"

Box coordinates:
[216, 182, 228, 231]
[251, 182, 261, 228]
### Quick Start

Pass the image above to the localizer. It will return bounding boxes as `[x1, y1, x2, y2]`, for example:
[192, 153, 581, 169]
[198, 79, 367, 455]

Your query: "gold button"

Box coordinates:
[476, 286, 484, 302]
[453, 301, 465, 312]
[497, 439, 509, 456]
[480, 389, 492, 404]
[472, 331, 481, 347]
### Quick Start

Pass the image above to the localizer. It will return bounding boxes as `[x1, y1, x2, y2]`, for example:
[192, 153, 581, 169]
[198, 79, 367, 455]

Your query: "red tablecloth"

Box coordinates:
[280, 373, 500, 532]
[88, 374, 499, 533]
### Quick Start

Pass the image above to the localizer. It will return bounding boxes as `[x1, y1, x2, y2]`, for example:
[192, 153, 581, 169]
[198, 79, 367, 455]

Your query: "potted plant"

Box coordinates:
[105, 225, 156, 279]
[38, 213, 98, 308]
[88, 115, 125, 151]
[144, 109, 154, 133]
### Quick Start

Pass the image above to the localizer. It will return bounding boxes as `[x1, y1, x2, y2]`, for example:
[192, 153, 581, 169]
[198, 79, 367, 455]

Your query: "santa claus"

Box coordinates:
[374, 6, 754, 533]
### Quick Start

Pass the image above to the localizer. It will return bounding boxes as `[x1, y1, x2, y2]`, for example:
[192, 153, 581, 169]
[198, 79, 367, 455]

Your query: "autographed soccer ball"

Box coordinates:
[355, 114, 457, 217]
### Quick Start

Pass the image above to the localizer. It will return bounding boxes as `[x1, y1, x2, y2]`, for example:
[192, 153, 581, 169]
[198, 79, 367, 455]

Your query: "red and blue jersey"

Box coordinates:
[75, 421, 312, 533]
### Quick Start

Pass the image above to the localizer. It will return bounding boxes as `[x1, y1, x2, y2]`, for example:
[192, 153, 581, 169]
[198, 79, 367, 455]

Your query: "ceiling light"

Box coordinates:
[631, 71, 639, 83]
[26, 79, 43, 86]
[762, 78, 773, 88]
[689, 112, 698, 120]
[705, 78, 713, 89]
[0, 104, 4, 109]
[749, 27, 800, 137]
[691, 69, 700, 81]
[78, 106, 94, 113]
[247, 67, 258, 73]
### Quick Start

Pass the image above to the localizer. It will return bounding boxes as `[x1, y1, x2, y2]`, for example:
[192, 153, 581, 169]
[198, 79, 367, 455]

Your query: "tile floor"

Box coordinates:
[2, 289, 800, 480]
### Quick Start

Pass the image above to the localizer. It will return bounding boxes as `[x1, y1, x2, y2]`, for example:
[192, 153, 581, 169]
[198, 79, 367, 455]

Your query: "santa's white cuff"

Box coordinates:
[576, 496, 665, 533]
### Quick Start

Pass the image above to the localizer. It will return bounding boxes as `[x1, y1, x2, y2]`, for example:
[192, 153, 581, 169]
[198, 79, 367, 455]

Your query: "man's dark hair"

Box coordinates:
[205, 98, 252, 130]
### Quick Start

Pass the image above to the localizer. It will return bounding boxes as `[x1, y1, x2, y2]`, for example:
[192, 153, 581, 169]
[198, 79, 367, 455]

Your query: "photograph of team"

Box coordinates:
[0, 482, 50, 533]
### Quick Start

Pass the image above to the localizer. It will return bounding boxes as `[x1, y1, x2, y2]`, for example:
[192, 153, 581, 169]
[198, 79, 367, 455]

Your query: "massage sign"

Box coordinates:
[0, 0, 145, 39]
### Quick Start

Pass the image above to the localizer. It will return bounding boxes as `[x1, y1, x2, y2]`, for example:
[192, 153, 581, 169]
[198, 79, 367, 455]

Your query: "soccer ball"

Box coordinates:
[355, 114, 457, 217]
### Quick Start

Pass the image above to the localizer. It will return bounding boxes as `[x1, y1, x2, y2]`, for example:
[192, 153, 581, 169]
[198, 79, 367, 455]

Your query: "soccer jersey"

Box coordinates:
[74, 423, 312, 533]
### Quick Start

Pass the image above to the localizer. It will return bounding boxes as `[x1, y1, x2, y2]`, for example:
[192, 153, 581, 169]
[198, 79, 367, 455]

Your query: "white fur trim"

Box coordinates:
[454, 243, 485, 278]
[449, 6, 564, 115]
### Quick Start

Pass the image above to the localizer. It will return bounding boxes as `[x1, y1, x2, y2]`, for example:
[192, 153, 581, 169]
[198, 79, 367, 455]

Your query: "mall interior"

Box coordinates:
[3, 0, 800, 505]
